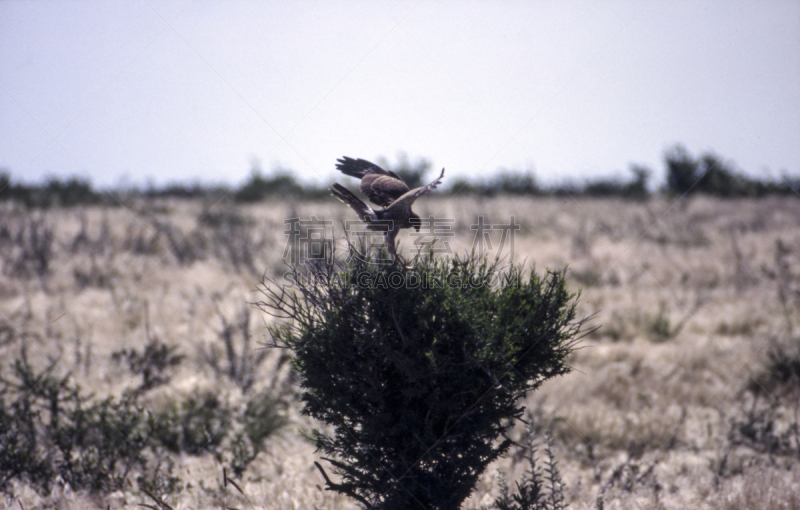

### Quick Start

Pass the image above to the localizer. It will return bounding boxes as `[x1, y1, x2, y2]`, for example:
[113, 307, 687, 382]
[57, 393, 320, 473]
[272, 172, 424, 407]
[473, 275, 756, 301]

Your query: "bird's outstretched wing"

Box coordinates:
[385, 168, 445, 214]
[330, 183, 377, 223]
[335, 156, 402, 180]
[336, 156, 409, 208]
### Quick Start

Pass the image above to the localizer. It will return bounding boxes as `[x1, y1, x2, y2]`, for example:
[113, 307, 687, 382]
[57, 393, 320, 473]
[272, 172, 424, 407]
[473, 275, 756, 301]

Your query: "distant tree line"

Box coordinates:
[0, 168, 331, 208]
[1, 145, 797, 207]
[447, 164, 652, 200]
[661, 145, 798, 198]
[447, 145, 798, 199]
[0, 173, 107, 208]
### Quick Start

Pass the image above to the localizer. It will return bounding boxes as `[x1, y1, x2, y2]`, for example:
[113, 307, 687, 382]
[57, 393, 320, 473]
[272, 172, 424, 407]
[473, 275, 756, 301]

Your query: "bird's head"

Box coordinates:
[409, 212, 422, 231]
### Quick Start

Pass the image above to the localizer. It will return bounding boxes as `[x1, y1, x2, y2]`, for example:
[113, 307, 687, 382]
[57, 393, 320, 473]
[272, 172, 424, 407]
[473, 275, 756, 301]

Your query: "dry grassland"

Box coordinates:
[2, 195, 800, 509]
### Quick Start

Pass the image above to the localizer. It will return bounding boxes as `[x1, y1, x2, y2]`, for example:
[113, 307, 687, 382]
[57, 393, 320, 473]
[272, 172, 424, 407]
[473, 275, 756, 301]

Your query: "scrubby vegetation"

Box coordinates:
[0, 334, 287, 502]
[0, 158, 799, 508]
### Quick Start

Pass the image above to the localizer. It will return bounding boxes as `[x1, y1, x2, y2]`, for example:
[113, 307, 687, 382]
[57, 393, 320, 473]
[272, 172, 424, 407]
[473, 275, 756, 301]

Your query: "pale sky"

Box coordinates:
[1, 1, 798, 189]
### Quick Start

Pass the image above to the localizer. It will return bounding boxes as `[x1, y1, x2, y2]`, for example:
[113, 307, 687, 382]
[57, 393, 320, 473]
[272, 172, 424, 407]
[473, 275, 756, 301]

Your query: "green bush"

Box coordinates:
[258, 250, 587, 509]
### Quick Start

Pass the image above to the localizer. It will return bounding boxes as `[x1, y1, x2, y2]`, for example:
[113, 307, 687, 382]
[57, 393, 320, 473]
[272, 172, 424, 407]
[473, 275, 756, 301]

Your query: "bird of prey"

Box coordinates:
[330, 156, 445, 258]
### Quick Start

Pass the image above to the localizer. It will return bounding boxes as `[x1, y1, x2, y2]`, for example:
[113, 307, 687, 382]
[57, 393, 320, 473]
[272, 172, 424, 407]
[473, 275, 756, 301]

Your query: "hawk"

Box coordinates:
[330, 156, 445, 258]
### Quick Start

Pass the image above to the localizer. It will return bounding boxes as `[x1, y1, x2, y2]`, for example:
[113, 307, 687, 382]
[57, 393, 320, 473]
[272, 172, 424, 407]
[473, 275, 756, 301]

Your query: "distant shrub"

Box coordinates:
[624, 165, 651, 200]
[550, 181, 583, 198]
[449, 170, 541, 197]
[582, 178, 626, 198]
[227, 388, 290, 477]
[730, 337, 800, 458]
[730, 239, 800, 458]
[664, 146, 748, 197]
[447, 167, 651, 199]
[0, 171, 34, 206]
[664, 145, 699, 196]
[0, 215, 55, 278]
[583, 165, 651, 200]
[488, 170, 542, 196]
[234, 168, 307, 202]
[43, 176, 100, 206]
[664, 144, 798, 198]
[0, 172, 107, 208]
[143, 181, 229, 200]
[448, 176, 481, 195]
[112, 338, 185, 395]
[149, 393, 231, 454]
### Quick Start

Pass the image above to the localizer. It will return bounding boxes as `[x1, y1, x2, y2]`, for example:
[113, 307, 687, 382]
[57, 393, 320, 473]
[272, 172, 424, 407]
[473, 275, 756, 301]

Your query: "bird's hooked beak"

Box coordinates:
[410, 214, 422, 231]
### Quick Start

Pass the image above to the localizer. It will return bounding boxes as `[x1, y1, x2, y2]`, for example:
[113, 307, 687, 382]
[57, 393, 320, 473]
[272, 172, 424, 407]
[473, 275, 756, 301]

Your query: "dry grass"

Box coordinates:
[1, 195, 799, 509]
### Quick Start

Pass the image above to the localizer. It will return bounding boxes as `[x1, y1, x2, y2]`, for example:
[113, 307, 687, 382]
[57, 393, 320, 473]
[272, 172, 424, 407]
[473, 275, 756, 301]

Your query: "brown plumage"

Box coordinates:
[331, 157, 445, 257]
[335, 156, 411, 207]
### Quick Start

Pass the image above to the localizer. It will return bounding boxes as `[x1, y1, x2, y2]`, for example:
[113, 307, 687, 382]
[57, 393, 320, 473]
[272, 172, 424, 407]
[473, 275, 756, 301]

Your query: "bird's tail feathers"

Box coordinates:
[330, 183, 376, 222]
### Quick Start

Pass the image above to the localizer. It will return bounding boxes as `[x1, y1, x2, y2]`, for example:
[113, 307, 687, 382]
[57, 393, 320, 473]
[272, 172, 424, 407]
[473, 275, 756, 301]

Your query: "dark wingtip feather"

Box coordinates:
[335, 156, 366, 179]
